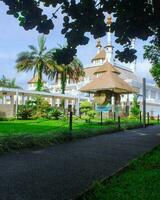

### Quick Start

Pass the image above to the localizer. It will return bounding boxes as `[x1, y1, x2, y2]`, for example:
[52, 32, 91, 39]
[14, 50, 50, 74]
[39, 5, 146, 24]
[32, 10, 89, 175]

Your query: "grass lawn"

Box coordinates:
[78, 145, 160, 200]
[0, 117, 157, 153]
[0, 118, 143, 137]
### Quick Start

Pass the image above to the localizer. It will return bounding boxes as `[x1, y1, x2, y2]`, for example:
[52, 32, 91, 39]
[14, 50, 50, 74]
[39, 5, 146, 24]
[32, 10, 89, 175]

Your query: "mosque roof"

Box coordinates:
[94, 61, 120, 74]
[80, 69, 137, 94]
[28, 75, 46, 84]
[83, 64, 142, 84]
[91, 49, 106, 62]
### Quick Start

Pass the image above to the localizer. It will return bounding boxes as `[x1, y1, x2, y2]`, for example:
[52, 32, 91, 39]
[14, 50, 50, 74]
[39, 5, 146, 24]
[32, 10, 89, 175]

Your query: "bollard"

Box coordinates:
[140, 111, 142, 123]
[114, 112, 116, 121]
[147, 112, 149, 125]
[118, 116, 121, 130]
[158, 114, 160, 124]
[100, 111, 103, 125]
[69, 111, 73, 132]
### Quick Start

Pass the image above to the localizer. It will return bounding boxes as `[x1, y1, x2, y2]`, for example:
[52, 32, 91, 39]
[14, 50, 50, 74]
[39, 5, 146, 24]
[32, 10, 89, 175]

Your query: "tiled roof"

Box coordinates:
[80, 70, 137, 94]
[94, 61, 120, 74]
[83, 64, 142, 83]
[91, 49, 106, 62]
[28, 75, 46, 84]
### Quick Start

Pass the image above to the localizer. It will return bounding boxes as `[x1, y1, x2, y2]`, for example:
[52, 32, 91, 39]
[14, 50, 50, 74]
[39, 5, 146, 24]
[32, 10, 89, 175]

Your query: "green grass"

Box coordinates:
[0, 117, 157, 154]
[78, 145, 160, 200]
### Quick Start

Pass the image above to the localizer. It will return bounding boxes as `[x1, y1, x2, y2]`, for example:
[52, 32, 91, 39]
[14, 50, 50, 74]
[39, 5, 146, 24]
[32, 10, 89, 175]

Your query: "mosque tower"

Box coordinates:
[129, 39, 137, 73]
[104, 16, 114, 64]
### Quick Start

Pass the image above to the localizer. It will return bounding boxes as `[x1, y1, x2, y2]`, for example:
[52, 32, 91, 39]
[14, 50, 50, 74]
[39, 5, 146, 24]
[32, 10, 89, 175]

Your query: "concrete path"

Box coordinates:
[0, 126, 160, 200]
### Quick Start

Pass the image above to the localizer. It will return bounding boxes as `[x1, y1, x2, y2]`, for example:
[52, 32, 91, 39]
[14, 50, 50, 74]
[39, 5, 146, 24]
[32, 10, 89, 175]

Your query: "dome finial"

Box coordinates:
[96, 38, 102, 53]
[96, 38, 102, 49]
[107, 16, 112, 26]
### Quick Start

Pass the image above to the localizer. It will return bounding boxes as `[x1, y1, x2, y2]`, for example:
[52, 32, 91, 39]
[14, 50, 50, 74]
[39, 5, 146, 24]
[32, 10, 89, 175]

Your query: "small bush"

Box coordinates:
[87, 110, 96, 119]
[128, 115, 138, 120]
[18, 105, 32, 120]
[47, 108, 63, 120]
[80, 101, 96, 122]
[18, 96, 52, 120]
[150, 116, 155, 120]
[130, 95, 140, 117]
[0, 117, 15, 121]
[80, 101, 93, 115]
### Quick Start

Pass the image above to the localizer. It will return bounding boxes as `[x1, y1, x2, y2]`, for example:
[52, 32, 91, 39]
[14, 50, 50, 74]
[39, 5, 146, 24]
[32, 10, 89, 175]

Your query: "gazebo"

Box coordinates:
[80, 61, 137, 115]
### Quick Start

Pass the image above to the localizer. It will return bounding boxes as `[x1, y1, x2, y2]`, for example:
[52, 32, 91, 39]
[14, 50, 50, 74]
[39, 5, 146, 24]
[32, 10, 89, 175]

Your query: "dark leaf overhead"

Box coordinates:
[1, 0, 160, 63]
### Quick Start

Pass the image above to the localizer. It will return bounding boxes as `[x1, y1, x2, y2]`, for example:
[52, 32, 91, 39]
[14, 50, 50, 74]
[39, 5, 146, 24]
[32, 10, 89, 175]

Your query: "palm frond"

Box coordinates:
[28, 45, 38, 54]
[38, 35, 47, 55]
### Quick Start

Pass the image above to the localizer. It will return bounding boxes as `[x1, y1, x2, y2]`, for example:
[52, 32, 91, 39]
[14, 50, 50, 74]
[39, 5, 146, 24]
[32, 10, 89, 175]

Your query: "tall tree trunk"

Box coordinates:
[61, 71, 67, 94]
[36, 64, 43, 91]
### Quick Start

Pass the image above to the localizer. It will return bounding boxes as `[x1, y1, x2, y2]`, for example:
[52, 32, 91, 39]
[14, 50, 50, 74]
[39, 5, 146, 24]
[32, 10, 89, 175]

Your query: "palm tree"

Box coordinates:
[46, 45, 84, 94]
[0, 75, 21, 89]
[0, 75, 9, 87]
[7, 78, 22, 89]
[61, 57, 85, 94]
[16, 35, 57, 91]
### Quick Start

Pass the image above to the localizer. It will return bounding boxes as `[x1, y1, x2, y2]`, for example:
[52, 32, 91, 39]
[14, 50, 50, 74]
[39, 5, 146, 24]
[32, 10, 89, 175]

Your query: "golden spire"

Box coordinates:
[107, 16, 112, 26]
[96, 38, 102, 49]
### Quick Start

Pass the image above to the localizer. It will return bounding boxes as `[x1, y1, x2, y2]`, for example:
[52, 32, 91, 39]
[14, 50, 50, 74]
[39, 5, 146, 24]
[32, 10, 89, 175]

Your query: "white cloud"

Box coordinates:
[136, 60, 153, 82]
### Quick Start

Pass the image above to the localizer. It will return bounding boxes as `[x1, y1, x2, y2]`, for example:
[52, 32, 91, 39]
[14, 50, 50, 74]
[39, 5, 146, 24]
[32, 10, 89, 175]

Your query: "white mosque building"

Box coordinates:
[39, 20, 160, 117]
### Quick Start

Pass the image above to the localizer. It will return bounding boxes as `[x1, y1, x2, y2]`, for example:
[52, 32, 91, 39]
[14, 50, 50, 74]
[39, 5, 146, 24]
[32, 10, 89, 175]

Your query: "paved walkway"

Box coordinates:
[0, 126, 160, 200]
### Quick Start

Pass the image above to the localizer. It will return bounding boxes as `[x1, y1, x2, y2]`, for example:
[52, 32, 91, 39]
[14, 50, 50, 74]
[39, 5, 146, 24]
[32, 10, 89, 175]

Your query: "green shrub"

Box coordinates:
[47, 108, 63, 120]
[18, 105, 33, 120]
[130, 95, 140, 117]
[0, 117, 15, 121]
[87, 110, 96, 119]
[81, 109, 96, 123]
[128, 115, 138, 120]
[80, 101, 96, 122]
[32, 96, 51, 118]
[150, 116, 155, 120]
[81, 115, 91, 123]
[80, 101, 93, 115]
[18, 96, 52, 120]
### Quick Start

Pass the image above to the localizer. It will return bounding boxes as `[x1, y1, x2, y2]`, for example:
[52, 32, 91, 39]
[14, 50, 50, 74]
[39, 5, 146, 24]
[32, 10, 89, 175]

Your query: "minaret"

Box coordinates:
[96, 38, 102, 53]
[105, 16, 114, 64]
[129, 39, 137, 73]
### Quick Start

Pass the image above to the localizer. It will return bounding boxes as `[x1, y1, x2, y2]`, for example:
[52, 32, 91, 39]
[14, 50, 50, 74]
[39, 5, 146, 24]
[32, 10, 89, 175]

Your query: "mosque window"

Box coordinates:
[93, 59, 103, 65]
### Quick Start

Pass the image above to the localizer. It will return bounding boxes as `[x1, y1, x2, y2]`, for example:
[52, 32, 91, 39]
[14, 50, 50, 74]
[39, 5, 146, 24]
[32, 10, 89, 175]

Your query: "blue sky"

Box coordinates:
[0, 3, 153, 88]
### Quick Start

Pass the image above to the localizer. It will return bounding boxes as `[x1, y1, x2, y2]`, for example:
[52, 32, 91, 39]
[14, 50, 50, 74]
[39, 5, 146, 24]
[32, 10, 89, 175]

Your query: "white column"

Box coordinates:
[76, 93, 80, 116]
[15, 90, 19, 118]
[2, 95, 7, 104]
[75, 99, 80, 116]
[22, 95, 25, 105]
[65, 99, 68, 109]
[111, 95, 115, 113]
[57, 98, 60, 107]
[72, 99, 74, 107]
[126, 94, 130, 116]
[51, 97, 55, 107]
[143, 78, 146, 127]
